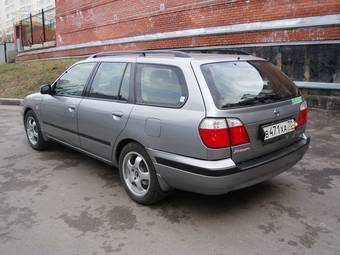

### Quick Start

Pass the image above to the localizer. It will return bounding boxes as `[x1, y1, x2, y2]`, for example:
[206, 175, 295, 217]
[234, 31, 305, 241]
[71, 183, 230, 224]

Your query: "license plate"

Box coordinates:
[262, 119, 295, 141]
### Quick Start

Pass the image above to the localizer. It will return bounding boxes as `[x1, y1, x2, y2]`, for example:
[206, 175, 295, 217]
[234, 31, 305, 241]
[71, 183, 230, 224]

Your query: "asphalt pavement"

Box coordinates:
[0, 105, 339, 255]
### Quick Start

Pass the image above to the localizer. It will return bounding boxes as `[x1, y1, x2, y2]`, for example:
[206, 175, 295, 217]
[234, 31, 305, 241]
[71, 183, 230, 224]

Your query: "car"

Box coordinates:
[23, 50, 310, 205]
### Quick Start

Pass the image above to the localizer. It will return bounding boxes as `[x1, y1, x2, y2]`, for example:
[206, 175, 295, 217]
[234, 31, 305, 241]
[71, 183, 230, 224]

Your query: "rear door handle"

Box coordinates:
[112, 111, 124, 120]
[68, 105, 76, 113]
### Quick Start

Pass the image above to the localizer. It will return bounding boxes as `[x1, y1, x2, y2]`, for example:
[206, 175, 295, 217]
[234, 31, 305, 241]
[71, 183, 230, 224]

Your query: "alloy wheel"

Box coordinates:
[26, 116, 39, 145]
[122, 152, 151, 197]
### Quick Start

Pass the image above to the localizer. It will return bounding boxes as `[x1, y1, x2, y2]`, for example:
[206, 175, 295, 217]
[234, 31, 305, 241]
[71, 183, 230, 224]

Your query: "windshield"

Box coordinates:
[201, 61, 299, 109]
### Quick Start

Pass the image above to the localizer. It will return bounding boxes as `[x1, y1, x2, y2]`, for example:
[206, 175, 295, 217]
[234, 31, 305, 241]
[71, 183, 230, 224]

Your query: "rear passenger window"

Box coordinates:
[89, 62, 130, 100]
[136, 64, 187, 107]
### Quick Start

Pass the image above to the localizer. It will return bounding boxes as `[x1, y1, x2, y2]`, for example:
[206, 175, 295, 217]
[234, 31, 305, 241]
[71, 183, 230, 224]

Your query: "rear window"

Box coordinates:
[201, 61, 299, 109]
[89, 62, 127, 100]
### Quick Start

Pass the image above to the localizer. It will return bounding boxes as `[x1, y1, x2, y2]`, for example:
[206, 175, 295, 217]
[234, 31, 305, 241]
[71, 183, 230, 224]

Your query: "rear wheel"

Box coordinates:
[119, 142, 166, 205]
[24, 110, 48, 150]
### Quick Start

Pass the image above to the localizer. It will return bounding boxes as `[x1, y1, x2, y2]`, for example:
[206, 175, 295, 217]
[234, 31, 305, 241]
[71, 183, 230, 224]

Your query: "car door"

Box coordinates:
[77, 62, 134, 160]
[40, 62, 97, 147]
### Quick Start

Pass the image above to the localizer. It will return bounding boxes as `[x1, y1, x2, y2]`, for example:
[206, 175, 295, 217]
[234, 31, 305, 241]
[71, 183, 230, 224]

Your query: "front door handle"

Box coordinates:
[112, 111, 124, 120]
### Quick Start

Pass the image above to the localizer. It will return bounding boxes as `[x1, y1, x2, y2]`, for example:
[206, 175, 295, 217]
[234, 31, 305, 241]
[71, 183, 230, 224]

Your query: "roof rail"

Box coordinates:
[183, 49, 250, 55]
[88, 50, 192, 59]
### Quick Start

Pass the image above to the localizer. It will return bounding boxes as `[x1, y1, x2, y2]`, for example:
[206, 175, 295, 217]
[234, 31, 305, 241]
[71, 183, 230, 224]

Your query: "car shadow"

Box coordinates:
[154, 181, 283, 216]
[44, 141, 290, 216]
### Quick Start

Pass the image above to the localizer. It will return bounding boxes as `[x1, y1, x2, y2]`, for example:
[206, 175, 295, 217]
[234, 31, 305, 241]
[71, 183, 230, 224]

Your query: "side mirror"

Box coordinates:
[40, 84, 51, 95]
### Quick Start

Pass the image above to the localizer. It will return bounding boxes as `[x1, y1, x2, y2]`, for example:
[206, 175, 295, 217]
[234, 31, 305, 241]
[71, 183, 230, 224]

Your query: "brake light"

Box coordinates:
[199, 119, 230, 148]
[297, 101, 308, 127]
[227, 118, 250, 146]
[199, 118, 249, 148]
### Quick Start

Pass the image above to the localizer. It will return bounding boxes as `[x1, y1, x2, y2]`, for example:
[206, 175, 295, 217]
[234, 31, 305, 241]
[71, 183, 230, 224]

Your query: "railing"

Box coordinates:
[18, 8, 55, 50]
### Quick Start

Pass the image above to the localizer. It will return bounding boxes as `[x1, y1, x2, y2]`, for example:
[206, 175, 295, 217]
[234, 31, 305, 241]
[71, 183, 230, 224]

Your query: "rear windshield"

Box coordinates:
[201, 61, 299, 109]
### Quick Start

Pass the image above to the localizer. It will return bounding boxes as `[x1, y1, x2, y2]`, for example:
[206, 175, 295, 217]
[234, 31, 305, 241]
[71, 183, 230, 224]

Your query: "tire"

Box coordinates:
[118, 142, 167, 205]
[24, 110, 48, 150]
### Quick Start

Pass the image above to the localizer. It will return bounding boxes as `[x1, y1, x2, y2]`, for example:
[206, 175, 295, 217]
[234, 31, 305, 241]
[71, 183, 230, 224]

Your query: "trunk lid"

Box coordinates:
[198, 59, 304, 162]
[224, 99, 303, 163]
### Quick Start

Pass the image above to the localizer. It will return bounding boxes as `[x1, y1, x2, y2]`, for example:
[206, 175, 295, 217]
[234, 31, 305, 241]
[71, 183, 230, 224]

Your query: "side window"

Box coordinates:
[136, 64, 187, 107]
[54, 63, 96, 96]
[89, 62, 129, 100]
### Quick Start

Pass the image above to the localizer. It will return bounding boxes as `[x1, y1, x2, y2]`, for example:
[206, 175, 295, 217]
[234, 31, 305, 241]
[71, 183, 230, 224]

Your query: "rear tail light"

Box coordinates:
[297, 101, 308, 127]
[199, 118, 249, 148]
[199, 119, 230, 148]
[227, 118, 250, 146]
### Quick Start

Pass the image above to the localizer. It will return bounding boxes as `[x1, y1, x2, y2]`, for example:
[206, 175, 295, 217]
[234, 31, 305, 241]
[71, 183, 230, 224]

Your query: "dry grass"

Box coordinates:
[0, 58, 83, 98]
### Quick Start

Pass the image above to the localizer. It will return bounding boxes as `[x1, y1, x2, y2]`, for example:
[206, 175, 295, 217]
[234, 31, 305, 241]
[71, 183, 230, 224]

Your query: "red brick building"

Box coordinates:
[17, 0, 340, 83]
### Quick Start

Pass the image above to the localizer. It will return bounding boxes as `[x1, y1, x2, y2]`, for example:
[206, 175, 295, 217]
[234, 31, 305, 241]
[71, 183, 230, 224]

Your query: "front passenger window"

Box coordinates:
[54, 63, 96, 96]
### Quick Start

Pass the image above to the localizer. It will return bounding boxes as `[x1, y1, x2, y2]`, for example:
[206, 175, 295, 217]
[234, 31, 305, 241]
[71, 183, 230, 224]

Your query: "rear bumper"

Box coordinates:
[148, 134, 310, 195]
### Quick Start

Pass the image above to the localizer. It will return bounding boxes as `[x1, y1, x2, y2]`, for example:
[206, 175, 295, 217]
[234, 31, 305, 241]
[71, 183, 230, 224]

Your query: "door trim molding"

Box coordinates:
[43, 121, 111, 146]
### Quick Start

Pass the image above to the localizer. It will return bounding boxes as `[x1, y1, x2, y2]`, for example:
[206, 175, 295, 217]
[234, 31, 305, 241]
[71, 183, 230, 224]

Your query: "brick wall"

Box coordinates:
[55, 0, 339, 46]
[16, 0, 340, 61]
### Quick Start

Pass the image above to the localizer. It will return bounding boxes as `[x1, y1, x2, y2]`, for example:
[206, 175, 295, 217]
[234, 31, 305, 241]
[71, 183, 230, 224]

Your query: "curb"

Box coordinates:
[0, 98, 23, 106]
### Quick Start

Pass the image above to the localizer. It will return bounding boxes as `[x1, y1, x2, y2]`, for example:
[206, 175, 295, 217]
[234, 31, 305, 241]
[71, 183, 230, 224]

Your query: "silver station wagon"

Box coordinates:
[23, 50, 310, 204]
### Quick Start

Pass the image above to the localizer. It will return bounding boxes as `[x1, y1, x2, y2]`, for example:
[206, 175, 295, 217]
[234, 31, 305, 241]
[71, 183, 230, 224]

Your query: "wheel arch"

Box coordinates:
[114, 138, 146, 164]
[23, 107, 33, 119]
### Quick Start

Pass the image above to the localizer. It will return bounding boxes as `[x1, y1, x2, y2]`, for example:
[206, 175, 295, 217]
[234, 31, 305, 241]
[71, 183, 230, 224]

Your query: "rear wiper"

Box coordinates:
[242, 93, 281, 103]
[257, 93, 281, 100]
[238, 97, 264, 105]
[221, 94, 281, 108]
[221, 98, 262, 108]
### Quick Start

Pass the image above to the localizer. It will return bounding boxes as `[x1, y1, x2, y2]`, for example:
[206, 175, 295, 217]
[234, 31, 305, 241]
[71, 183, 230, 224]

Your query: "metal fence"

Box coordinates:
[19, 8, 55, 48]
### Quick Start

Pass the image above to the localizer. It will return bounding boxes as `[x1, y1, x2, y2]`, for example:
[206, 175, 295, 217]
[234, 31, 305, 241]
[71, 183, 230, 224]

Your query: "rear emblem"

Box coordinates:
[273, 108, 280, 117]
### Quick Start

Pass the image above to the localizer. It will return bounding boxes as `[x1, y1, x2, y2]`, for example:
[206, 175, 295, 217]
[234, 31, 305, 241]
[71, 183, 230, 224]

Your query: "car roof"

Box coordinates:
[188, 53, 264, 64]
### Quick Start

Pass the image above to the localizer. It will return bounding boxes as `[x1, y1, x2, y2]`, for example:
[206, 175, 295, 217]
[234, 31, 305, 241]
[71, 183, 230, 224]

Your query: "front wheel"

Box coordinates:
[24, 110, 48, 150]
[119, 142, 166, 205]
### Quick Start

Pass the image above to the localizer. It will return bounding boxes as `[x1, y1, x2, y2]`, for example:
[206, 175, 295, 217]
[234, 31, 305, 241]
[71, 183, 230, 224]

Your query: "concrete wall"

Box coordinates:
[235, 44, 340, 83]
[299, 88, 340, 110]
[0, 44, 5, 63]
[0, 42, 16, 63]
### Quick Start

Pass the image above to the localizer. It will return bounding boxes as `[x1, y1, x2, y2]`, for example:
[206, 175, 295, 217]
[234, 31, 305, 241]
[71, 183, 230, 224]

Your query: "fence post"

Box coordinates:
[4, 42, 7, 63]
[20, 21, 24, 49]
[42, 9, 46, 43]
[30, 13, 33, 45]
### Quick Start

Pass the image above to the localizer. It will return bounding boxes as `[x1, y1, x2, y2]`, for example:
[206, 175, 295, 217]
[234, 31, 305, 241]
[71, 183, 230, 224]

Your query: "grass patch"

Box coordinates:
[0, 58, 83, 98]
